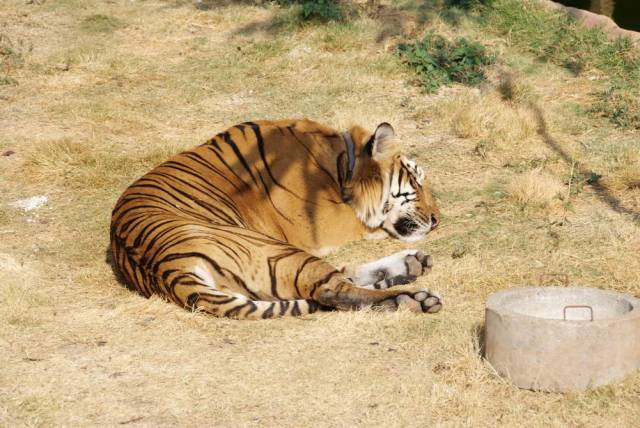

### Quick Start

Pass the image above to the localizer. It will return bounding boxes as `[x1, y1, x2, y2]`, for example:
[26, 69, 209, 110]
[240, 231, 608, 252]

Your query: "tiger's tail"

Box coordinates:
[186, 291, 321, 320]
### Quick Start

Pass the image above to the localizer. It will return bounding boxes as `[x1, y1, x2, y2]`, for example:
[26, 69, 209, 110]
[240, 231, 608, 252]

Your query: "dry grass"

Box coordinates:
[506, 168, 565, 207]
[1, 0, 640, 426]
[431, 90, 537, 152]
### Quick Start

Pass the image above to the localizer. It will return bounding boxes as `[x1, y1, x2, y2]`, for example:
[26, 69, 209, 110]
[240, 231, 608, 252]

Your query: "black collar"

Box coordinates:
[342, 132, 356, 181]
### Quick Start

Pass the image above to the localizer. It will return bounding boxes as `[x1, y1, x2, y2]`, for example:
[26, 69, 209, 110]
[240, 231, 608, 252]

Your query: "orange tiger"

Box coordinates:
[110, 119, 442, 319]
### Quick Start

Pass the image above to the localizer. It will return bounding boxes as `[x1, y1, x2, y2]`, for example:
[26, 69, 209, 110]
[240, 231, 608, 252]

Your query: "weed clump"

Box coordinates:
[601, 147, 640, 191]
[397, 33, 494, 93]
[435, 91, 536, 148]
[506, 169, 565, 207]
[276, 0, 347, 23]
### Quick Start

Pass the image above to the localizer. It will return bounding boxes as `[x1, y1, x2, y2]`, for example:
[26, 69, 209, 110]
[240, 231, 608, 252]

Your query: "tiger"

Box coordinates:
[110, 118, 442, 319]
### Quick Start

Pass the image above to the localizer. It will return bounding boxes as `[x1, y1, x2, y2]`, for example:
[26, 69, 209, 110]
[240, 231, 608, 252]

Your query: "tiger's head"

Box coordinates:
[341, 123, 440, 242]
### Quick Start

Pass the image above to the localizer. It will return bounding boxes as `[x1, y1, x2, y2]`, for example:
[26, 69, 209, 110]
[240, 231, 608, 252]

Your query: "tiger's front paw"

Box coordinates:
[351, 250, 434, 288]
[373, 251, 433, 289]
[377, 288, 442, 314]
[403, 251, 433, 278]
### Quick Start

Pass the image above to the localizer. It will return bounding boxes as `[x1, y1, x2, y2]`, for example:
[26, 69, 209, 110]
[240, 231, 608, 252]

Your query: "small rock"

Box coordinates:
[10, 195, 48, 211]
[1, 150, 15, 157]
[288, 46, 313, 58]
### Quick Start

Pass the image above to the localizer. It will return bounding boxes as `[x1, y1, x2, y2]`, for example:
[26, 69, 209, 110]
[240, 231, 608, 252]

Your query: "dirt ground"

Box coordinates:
[1, 0, 639, 426]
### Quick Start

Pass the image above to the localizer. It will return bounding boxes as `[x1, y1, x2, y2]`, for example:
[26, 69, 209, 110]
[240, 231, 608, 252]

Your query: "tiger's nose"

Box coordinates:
[430, 214, 440, 230]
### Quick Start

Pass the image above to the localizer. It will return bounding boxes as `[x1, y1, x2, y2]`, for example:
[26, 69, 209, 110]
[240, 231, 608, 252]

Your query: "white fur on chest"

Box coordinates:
[364, 230, 389, 240]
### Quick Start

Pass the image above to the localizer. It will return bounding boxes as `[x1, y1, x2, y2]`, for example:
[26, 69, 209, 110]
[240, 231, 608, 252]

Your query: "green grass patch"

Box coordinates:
[79, 14, 124, 33]
[477, 0, 640, 128]
[481, 0, 609, 68]
[397, 32, 494, 92]
[239, 39, 287, 60]
[591, 82, 640, 129]
[0, 33, 25, 85]
[315, 22, 368, 52]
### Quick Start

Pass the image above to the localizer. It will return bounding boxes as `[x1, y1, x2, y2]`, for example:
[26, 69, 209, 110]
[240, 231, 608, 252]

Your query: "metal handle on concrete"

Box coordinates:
[539, 273, 569, 286]
[563, 305, 594, 321]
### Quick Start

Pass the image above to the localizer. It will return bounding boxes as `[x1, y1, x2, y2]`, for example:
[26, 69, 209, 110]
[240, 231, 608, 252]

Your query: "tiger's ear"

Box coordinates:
[365, 123, 399, 161]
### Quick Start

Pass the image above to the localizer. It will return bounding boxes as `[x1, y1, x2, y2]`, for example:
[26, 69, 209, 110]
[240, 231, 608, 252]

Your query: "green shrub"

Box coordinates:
[277, 0, 346, 22]
[300, 0, 344, 21]
[397, 33, 494, 92]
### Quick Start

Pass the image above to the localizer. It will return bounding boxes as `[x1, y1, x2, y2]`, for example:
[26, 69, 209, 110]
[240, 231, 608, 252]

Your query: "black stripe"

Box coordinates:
[279, 300, 290, 316]
[224, 301, 251, 318]
[203, 143, 252, 190]
[364, 134, 375, 157]
[244, 300, 259, 317]
[287, 126, 341, 199]
[183, 151, 244, 193]
[186, 292, 200, 308]
[262, 302, 276, 319]
[309, 271, 341, 298]
[245, 122, 328, 206]
[267, 248, 304, 300]
[291, 300, 301, 316]
[293, 256, 319, 298]
[221, 131, 258, 185]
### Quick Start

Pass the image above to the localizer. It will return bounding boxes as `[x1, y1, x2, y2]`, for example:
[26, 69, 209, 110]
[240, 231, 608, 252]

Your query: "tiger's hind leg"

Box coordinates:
[183, 288, 321, 320]
[166, 246, 442, 317]
[121, 220, 442, 318]
[152, 260, 321, 319]
[343, 250, 434, 290]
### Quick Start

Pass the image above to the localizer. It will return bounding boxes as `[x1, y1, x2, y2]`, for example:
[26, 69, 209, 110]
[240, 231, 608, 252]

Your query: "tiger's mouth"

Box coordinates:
[385, 215, 433, 242]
